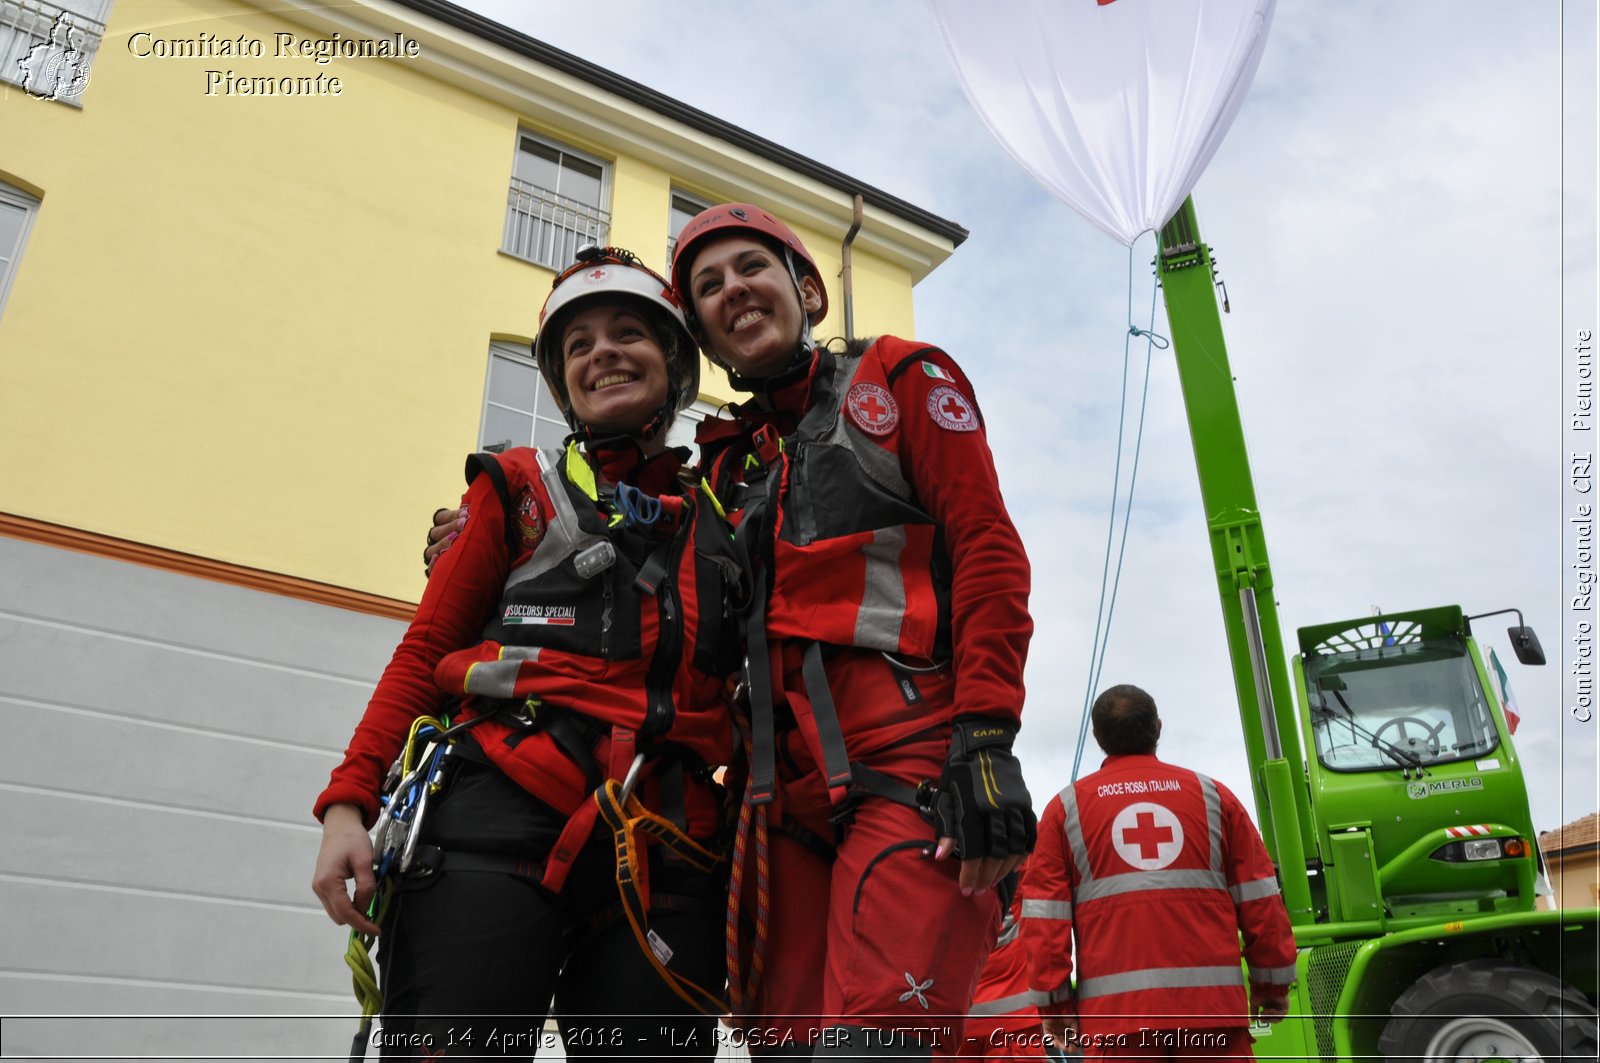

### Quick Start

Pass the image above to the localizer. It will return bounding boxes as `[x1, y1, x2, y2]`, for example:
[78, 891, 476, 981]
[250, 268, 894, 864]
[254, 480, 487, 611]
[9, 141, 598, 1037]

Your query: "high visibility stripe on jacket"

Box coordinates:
[314, 443, 740, 841]
[709, 343, 950, 659]
[1021, 754, 1297, 1035]
[435, 445, 740, 814]
[696, 337, 1032, 769]
[970, 894, 1039, 1020]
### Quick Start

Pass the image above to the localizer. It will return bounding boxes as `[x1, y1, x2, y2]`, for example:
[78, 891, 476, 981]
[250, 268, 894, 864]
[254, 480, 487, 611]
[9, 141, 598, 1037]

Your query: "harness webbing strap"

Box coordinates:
[594, 778, 727, 1015]
[843, 763, 927, 816]
[801, 641, 854, 795]
[744, 579, 777, 806]
[466, 452, 523, 555]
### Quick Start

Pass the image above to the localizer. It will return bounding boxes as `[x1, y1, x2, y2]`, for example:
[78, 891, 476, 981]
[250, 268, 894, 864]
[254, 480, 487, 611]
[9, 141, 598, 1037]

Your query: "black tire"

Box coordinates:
[1378, 958, 1597, 1062]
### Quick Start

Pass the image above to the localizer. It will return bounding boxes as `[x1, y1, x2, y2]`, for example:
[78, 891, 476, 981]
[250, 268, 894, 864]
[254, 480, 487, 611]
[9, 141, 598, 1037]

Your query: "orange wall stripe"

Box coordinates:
[0, 513, 418, 621]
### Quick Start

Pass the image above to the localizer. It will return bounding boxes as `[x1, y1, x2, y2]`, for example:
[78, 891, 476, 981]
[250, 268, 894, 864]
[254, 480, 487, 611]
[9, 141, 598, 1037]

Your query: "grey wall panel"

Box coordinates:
[0, 698, 347, 826]
[0, 614, 382, 751]
[3, 880, 350, 995]
[1, 978, 356, 1062]
[0, 537, 411, 1056]
[1, 790, 323, 907]
[4, 537, 406, 676]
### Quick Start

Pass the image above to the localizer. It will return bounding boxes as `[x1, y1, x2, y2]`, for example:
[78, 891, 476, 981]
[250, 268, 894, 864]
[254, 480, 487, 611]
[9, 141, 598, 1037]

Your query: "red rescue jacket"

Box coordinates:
[1022, 754, 1297, 1035]
[697, 338, 1032, 784]
[314, 443, 740, 842]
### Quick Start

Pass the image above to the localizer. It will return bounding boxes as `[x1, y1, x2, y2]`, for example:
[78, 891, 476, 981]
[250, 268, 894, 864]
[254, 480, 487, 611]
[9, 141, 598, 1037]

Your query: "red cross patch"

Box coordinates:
[845, 382, 899, 436]
[926, 385, 978, 432]
[1110, 801, 1184, 870]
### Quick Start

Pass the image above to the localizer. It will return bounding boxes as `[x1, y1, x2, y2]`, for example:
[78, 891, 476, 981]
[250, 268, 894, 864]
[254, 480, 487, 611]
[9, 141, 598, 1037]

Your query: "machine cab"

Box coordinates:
[1295, 606, 1543, 925]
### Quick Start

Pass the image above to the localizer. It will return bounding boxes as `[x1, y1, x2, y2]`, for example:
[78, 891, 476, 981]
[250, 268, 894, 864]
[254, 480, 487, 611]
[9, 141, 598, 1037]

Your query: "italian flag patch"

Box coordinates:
[921, 361, 954, 382]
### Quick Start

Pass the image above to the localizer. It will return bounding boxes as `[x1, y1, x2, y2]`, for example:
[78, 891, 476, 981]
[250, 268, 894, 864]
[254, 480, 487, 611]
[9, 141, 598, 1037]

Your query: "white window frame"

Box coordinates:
[502, 132, 612, 270]
[0, 181, 40, 321]
[477, 341, 569, 454]
[666, 189, 713, 271]
[664, 397, 721, 463]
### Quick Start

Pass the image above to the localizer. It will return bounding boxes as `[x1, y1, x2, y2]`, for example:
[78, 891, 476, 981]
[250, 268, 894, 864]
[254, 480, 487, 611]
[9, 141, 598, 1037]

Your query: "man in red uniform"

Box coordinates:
[1022, 685, 1295, 1060]
[959, 866, 1048, 1061]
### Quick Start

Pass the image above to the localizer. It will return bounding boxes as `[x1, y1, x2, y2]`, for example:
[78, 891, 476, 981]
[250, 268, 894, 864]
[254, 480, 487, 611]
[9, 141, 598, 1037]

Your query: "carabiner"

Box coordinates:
[617, 752, 647, 805]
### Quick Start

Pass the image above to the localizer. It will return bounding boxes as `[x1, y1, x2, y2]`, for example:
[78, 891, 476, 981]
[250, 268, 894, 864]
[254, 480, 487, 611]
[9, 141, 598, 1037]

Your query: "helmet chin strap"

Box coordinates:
[724, 247, 817, 393]
[725, 342, 815, 395]
[569, 383, 681, 449]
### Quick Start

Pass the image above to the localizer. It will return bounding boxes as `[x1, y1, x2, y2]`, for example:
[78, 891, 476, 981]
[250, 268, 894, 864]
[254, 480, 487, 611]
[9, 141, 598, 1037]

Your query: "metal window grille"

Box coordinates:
[502, 178, 611, 269]
[0, 0, 104, 94]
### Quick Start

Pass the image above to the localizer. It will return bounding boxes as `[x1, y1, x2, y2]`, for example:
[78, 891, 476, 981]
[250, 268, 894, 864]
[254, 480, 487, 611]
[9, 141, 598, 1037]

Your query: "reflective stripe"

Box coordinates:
[1059, 784, 1094, 886]
[1021, 898, 1073, 921]
[1065, 770, 1232, 904]
[1030, 984, 1074, 1007]
[855, 526, 910, 649]
[1251, 963, 1297, 985]
[1230, 876, 1281, 904]
[505, 448, 606, 589]
[1073, 867, 1229, 904]
[1077, 964, 1244, 1000]
[1198, 771, 1223, 873]
[995, 913, 1020, 947]
[969, 991, 1035, 1017]
[838, 416, 912, 499]
[460, 647, 542, 697]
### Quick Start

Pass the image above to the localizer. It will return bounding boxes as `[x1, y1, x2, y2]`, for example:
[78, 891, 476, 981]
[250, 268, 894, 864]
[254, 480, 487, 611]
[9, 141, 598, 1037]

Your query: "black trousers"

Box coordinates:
[374, 751, 726, 1061]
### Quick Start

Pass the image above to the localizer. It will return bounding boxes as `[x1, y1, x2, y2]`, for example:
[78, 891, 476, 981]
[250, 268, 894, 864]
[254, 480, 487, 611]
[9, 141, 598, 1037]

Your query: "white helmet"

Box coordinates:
[532, 247, 699, 431]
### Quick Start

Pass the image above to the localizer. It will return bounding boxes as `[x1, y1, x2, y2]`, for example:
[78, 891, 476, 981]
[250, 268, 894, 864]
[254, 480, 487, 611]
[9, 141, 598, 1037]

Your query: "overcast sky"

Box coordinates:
[465, 0, 1598, 836]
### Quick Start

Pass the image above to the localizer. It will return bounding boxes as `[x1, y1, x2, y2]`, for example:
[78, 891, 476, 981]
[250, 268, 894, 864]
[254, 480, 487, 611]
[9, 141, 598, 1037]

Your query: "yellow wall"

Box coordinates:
[1547, 851, 1600, 910]
[0, 0, 927, 603]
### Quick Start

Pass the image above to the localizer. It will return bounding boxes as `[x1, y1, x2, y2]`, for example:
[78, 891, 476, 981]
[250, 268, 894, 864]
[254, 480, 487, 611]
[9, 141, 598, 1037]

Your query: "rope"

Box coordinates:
[724, 727, 771, 1018]
[595, 777, 728, 1014]
[1071, 238, 1162, 781]
[341, 713, 454, 1057]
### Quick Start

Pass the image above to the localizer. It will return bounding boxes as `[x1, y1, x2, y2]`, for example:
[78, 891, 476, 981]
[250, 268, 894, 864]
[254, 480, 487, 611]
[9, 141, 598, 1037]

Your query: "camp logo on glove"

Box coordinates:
[932, 717, 1038, 860]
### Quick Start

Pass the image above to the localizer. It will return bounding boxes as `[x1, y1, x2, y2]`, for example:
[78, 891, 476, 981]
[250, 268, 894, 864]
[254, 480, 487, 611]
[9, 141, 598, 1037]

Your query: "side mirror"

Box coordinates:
[1508, 625, 1546, 666]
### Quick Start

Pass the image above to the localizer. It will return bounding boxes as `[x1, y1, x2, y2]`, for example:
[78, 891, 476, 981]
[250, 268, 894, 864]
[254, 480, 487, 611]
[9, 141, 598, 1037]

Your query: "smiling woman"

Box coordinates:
[312, 247, 743, 1061]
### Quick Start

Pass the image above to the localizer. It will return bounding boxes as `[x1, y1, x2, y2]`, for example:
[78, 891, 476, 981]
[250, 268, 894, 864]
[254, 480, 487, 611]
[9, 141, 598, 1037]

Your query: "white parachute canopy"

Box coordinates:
[932, 0, 1276, 246]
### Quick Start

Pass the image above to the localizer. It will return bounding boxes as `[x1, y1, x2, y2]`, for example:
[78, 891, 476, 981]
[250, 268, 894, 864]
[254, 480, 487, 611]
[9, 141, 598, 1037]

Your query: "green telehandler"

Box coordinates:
[1152, 197, 1598, 1060]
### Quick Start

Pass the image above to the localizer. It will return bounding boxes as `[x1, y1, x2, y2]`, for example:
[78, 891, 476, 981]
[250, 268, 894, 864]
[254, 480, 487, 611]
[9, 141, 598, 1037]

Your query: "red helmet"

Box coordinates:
[670, 203, 829, 325]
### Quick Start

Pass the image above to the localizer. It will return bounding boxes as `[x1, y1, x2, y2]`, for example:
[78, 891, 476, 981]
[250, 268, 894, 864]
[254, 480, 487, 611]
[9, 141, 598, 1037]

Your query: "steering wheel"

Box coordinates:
[1371, 716, 1445, 758]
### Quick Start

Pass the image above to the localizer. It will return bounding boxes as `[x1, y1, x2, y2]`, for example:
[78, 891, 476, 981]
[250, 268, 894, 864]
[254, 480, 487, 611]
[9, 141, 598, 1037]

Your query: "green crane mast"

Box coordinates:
[1151, 197, 1597, 1061]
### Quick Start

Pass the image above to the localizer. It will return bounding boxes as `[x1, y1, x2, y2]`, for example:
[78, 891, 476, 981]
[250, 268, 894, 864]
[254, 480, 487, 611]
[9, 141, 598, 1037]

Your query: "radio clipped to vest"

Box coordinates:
[573, 540, 616, 579]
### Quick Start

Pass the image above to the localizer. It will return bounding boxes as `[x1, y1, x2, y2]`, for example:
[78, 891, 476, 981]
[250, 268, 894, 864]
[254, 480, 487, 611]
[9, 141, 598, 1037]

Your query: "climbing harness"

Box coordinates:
[594, 760, 729, 1014]
[344, 712, 483, 1062]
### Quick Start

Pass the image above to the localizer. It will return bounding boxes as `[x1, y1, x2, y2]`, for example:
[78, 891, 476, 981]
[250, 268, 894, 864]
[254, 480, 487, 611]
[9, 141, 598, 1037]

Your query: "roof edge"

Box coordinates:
[388, 0, 967, 248]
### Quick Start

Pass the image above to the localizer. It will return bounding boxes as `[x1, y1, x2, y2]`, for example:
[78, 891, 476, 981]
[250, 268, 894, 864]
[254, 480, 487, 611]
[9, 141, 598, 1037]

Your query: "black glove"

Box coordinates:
[933, 716, 1036, 859]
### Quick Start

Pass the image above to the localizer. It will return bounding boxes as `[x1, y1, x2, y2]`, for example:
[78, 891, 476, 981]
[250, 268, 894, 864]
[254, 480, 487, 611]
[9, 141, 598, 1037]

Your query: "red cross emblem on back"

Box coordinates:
[1110, 801, 1183, 870]
[1122, 812, 1174, 860]
[845, 382, 899, 436]
[926, 385, 978, 433]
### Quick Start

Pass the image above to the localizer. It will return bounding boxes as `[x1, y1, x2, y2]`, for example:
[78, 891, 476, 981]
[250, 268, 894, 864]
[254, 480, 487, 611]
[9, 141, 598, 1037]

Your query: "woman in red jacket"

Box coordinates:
[312, 248, 742, 1061]
[672, 204, 1036, 1058]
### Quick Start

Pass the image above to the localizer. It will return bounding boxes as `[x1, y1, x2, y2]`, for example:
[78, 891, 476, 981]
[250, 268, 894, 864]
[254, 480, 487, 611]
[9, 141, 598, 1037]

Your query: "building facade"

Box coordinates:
[1540, 812, 1600, 911]
[0, 0, 962, 1056]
